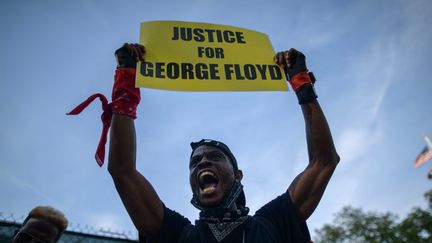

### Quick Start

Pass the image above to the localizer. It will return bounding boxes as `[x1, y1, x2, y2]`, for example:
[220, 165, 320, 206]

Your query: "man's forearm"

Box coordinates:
[107, 112, 164, 239]
[108, 114, 137, 176]
[301, 100, 339, 166]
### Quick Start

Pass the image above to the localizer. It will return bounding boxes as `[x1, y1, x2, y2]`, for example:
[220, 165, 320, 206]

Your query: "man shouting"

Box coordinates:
[70, 43, 339, 243]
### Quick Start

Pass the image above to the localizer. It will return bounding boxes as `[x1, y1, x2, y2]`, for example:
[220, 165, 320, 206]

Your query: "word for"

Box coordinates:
[140, 62, 282, 80]
[171, 27, 246, 44]
[197, 47, 224, 58]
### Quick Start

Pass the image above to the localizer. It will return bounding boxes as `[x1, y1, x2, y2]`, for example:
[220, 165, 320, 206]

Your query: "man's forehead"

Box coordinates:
[191, 145, 226, 156]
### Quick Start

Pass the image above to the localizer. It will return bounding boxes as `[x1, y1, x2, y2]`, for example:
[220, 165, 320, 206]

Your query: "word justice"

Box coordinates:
[171, 27, 246, 44]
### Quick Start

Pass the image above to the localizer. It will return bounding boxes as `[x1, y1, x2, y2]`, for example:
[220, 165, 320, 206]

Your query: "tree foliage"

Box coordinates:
[314, 190, 432, 243]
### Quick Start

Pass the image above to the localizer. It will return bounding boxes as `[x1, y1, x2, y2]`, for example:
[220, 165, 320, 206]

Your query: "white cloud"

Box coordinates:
[336, 126, 382, 164]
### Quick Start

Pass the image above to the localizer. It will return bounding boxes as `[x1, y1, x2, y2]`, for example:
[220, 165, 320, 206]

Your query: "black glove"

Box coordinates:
[285, 49, 308, 79]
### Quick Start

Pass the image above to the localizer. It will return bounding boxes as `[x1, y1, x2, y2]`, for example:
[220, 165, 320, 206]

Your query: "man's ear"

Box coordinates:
[235, 170, 243, 181]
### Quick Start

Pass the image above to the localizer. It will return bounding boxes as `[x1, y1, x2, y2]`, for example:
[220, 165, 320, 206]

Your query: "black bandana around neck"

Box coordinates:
[191, 180, 250, 242]
[206, 215, 249, 242]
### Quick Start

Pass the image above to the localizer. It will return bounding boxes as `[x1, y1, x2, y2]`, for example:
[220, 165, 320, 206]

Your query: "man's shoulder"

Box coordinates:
[163, 205, 192, 225]
[250, 192, 311, 242]
[253, 192, 292, 217]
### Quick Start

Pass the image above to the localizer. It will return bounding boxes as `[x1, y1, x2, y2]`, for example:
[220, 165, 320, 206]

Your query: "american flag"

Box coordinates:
[414, 134, 432, 168]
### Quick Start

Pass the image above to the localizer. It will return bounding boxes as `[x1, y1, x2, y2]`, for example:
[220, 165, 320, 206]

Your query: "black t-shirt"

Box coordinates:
[148, 192, 311, 243]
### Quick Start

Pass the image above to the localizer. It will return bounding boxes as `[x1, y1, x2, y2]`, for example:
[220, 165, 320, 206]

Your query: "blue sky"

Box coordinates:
[1, 0, 431, 240]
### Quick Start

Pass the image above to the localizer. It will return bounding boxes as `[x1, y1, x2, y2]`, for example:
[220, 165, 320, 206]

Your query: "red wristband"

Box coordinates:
[289, 71, 312, 91]
[111, 68, 140, 118]
[67, 68, 140, 166]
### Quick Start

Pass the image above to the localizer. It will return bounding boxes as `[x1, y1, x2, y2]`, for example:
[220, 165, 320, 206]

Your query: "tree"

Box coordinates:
[314, 190, 432, 243]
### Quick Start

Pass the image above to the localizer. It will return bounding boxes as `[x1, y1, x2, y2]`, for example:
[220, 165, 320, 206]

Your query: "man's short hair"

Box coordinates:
[23, 206, 68, 234]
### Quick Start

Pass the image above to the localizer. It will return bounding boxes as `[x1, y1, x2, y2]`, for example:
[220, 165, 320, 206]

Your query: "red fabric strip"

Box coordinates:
[66, 93, 109, 116]
[67, 93, 112, 167]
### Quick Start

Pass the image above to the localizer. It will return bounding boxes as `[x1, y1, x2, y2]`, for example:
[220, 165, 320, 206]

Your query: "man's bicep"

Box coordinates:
[112, 170, 164, 239]
[288, 162, 335, 221]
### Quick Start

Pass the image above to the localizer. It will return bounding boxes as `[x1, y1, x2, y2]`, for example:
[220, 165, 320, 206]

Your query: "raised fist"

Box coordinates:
[274, 48, 308, 79]
[115, 43, 146, 68]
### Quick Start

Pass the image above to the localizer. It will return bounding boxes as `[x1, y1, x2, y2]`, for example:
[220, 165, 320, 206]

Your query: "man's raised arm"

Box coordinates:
[275, 49, 340, 221]
[107, 43, 163, 240]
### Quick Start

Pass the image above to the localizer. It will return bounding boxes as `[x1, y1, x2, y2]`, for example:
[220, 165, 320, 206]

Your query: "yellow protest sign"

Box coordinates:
[137, 21, 287, 91]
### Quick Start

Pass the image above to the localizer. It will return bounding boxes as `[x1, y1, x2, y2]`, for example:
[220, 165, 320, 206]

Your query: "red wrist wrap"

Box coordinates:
[111, 68, 140, 118]
[289, 71, 312, 91]
[67, 68, 140, 166]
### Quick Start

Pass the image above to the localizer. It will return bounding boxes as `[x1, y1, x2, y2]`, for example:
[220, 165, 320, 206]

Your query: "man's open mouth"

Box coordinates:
[198, 170, 219, 195]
